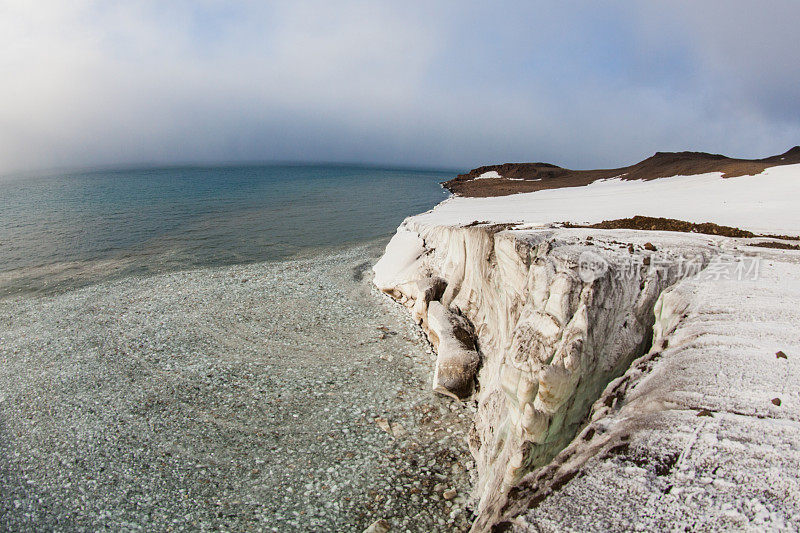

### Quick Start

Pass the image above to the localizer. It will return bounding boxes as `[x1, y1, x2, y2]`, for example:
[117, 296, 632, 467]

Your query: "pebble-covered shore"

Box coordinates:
[0, 241, 474, 532]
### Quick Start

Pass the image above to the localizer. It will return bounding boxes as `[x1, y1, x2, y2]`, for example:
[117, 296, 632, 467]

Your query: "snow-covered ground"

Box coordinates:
[418, 164, 800, 235]
[475, 171, 502, 180]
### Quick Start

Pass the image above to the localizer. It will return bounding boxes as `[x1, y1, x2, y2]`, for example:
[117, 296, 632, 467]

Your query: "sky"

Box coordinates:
[1, 1, 798, 174]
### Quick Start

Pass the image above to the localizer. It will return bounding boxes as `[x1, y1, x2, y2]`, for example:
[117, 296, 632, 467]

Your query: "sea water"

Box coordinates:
[0, 164, 452, 296]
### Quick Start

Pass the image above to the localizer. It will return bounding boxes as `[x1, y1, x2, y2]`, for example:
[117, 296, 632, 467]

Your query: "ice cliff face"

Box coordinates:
[493, 247, 800, 531]
[373, 219, 716, 529]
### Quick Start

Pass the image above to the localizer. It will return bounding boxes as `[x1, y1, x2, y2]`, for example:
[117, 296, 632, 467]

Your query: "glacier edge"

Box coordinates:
[373, 219, 743, 530]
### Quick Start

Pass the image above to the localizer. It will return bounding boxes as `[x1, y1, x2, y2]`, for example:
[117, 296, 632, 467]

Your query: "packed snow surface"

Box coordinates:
[422, 164, 800, 235]
[475, 171, 502, 180]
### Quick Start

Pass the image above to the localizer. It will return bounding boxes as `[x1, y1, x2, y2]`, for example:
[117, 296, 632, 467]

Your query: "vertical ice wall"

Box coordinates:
[374, 220, 714, 529]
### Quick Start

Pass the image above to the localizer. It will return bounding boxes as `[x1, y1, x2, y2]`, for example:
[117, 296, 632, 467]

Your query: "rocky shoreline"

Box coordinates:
[0, 242, 476, 532]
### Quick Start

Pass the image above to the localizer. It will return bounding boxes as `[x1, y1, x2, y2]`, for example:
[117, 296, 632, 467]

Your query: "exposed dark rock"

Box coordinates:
[444, 147, 800, 197]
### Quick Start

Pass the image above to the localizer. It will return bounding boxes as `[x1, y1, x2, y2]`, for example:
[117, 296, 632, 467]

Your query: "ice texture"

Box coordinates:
[374, 163, 800, 531]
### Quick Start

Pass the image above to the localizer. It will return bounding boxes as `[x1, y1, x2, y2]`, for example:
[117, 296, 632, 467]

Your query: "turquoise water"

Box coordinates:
[0, 164, 453, 296]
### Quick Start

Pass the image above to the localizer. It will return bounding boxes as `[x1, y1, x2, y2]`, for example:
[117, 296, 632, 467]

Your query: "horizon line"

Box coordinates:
[0, 159, 466, 183]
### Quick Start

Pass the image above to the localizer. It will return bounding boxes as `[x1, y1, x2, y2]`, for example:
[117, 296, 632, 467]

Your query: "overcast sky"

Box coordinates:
[1, 1, 798, 174]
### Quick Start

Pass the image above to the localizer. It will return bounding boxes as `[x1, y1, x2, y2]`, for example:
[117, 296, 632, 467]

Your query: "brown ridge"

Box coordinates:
[443, 146, 800, 197]
[563, 216, 756, 238]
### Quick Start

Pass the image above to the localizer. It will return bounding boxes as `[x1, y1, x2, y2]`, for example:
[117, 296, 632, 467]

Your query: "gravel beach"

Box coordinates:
[0, 241, 474, 532]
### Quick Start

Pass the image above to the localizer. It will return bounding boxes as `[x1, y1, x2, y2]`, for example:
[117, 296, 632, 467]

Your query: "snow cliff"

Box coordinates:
[374, 165, 800, 531]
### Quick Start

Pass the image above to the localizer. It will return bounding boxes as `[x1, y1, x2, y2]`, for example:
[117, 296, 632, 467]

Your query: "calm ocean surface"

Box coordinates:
[0, 164, 453, 296]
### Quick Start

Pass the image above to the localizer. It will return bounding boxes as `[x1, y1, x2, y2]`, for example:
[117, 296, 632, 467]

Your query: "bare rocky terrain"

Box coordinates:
[444, 146, 800, 197]
[0, 241, 475, 532]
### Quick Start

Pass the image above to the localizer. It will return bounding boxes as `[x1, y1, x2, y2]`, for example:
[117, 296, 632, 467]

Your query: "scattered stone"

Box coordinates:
[772, 398, 782, 406]
[644, 242, 657, 251]
[390, 422, 407, 438]
[0, 246, 474, 532]
[442, 489, 457, 500]
[696, 409, 713, 417]
[375, 417, 392, 435]
[776, 351, 788, 359]
[363, 518, 391, 533]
